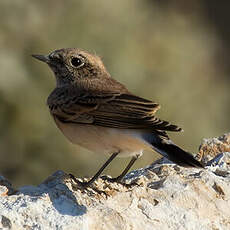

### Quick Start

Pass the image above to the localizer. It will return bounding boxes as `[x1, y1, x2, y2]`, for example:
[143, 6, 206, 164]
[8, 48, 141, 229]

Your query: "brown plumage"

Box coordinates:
[47, 85, 181, 133]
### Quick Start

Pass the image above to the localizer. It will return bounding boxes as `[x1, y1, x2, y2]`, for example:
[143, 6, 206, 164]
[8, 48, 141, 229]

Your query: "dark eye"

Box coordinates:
[70, 57, 84, 68]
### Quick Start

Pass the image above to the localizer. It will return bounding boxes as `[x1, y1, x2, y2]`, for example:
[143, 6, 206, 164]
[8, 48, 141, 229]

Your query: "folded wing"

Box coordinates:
[49, 89, 182, 134]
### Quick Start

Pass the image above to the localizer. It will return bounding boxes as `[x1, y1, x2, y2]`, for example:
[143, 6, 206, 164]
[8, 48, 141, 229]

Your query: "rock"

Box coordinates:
[0, 134, 230, 230]
[198, 133, 230, 164]
[0, 176, 15, 196]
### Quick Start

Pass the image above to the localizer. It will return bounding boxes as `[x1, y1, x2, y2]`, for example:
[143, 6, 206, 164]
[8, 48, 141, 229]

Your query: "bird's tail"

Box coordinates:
[152, 139, 204, 168]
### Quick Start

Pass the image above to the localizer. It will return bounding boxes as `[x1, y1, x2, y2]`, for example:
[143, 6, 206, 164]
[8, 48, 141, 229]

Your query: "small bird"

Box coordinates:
[32, 48, 203, 187]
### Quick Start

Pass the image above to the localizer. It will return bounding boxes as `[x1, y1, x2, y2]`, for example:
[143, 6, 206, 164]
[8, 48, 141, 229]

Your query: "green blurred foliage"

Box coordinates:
[0, 0, 229, 186]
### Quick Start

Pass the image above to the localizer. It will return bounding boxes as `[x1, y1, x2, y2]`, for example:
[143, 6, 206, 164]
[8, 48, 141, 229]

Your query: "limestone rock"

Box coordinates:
[0, 134, 230, 230]
[198, 132, 230, 164]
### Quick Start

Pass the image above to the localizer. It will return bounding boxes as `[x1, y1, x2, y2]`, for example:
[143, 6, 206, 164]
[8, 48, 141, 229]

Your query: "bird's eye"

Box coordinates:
[70, 57, 84, 68]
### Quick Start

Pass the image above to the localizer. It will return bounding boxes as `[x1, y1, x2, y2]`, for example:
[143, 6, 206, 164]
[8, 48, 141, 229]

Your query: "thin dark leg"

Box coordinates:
[107, 156, 138, 183]
[70, 151, 119, 187]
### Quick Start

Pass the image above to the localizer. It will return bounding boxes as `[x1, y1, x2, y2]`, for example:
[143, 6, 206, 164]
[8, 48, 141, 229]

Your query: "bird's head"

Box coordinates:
[32, 48, 109, 87]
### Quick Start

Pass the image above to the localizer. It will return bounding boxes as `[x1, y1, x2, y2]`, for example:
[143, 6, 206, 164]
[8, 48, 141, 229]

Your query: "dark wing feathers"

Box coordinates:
[49, 90, 182, 132]
[90, 94, 182, 132]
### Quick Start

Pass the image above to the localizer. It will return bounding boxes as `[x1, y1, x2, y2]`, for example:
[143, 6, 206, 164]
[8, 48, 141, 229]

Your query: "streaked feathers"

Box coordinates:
[48, 86, 182, 133]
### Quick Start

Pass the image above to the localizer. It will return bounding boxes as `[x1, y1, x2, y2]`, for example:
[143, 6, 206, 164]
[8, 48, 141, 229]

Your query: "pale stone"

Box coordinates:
[198, 132, 230, 164]
[0, 134, 229, 230]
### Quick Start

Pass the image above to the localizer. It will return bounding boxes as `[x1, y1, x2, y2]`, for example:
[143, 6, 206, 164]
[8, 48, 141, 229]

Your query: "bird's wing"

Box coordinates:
[49, 89, 182, 133]
[92, 94, 181, 132]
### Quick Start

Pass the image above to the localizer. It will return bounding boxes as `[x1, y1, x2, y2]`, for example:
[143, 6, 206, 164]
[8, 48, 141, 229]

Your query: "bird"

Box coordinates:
[32, 48, 203, 187]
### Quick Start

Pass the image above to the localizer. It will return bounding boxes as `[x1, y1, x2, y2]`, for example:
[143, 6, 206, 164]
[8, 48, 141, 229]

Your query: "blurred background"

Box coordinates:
[0, 0, 229, 187]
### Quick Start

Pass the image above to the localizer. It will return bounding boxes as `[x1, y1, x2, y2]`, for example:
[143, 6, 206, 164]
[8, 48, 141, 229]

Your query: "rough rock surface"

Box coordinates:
[198, 133, 230, 164]
[0, 134, 230, 230]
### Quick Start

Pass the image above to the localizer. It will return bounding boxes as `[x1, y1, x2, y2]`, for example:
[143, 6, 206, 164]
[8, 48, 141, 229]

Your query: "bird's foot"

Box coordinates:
[69, 173, 92, 188]
[69, 173, 108, 196]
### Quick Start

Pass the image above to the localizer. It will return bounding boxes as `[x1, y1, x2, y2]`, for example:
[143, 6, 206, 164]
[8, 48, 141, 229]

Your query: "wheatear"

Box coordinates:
[32, 48, 203, 187]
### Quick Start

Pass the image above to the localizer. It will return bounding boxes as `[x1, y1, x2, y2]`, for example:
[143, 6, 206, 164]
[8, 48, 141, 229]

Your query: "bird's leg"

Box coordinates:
[69, 151, 119, 188]
[103, 155, 139, 183]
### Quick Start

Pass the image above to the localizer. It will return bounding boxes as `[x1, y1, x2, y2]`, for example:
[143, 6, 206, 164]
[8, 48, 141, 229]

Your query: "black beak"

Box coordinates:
[32, 54, 50, 63]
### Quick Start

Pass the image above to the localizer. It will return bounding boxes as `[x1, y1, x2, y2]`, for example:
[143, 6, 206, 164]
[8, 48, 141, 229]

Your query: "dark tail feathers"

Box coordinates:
[152, 140, 204, 168]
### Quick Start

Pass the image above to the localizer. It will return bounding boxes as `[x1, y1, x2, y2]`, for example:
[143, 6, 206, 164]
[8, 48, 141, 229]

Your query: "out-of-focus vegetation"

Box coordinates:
[0, 0, 229, 186]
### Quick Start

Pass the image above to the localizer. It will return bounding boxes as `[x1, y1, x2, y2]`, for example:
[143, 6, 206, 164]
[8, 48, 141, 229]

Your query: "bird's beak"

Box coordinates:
[32, 54, 50, 63]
